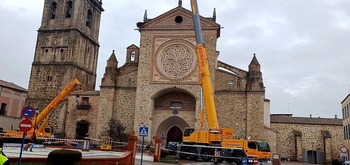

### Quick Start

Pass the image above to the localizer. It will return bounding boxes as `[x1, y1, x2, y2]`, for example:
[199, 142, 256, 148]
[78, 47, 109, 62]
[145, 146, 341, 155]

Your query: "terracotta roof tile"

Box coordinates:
[270, 115, 342, 126]
[0, 80, 27, 92]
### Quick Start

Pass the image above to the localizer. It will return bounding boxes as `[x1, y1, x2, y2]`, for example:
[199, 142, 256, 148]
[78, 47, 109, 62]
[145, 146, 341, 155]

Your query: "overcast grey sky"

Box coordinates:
[1, 0, 349, 118]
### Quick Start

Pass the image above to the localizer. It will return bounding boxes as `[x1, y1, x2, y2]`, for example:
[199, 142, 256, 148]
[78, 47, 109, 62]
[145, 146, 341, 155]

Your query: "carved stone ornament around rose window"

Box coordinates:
[157, 44, 197, 80]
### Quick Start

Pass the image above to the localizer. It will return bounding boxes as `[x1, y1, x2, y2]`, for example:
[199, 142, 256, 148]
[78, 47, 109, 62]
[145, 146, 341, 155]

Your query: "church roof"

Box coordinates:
[0, 80, 27, 92]
[217, 60, 248, 78]
[249, 54, 260, 66]
[341, 93, 350, 104]
[270, 114, 342, 126]
[108, 50, 117, 62]
[136, 4, 220, 37]
[69, 90, 100, 96]
[127, 44, 139, 49]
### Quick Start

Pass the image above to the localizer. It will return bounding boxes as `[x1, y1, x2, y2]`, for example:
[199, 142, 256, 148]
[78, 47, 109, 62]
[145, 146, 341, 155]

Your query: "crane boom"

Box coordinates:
[33, 78, 81, 127]
[2, 78, 81, 139]
[190, 0, 219, 129]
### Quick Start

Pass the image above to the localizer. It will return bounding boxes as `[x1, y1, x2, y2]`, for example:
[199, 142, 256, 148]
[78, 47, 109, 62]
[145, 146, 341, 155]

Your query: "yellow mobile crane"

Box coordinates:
[2, 78, 81, 139]
[177, 0, 270, 164]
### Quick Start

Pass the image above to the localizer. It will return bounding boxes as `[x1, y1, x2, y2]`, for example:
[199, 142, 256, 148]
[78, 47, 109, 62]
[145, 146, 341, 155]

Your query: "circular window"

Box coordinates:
[175, 16, 183, 24]
[156, 43, 197, 80]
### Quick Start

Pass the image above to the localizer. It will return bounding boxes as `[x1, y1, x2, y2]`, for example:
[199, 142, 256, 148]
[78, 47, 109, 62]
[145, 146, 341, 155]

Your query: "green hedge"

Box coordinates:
[48, 149, 82, 165]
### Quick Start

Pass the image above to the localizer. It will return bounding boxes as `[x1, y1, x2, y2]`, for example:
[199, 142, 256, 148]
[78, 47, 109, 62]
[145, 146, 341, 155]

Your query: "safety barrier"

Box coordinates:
[2, 132, 265, 164]
[7, 132, 139, 165]
[1, 132, 128, 149]
[163, 146, 261, 165]
[173, 149, 246, 160]
[170, 145, 236, 159]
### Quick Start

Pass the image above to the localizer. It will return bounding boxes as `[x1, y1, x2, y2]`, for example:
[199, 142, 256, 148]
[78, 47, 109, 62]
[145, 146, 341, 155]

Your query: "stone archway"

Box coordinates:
[156, 116, 190, 144]
[76, 120, 89, 139]
[152, 87, 196, 143]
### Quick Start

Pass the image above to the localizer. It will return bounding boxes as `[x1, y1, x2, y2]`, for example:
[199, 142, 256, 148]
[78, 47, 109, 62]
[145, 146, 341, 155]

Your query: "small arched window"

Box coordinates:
[86, 9, 93, 27]
[130, 51, 135, 61]
[50, 2, 57, 19]
[65, 1, 73, 18]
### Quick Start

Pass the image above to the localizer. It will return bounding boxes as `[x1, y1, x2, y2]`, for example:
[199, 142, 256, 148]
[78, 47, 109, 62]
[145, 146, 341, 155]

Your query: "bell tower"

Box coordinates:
[27, 0, 104, 134]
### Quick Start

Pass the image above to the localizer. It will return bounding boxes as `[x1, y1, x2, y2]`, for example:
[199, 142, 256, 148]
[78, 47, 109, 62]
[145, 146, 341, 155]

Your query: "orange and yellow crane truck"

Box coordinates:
[1, 78, 81, 139]
[173, 0, 271, 164]
[227, 139, 271, 163]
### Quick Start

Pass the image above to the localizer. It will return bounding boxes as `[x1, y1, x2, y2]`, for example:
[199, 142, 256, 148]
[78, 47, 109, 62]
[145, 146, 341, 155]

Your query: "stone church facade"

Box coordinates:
[26, 0, 344, 162]
[27, 0, 267, 142]
[67, 2, 266, 143]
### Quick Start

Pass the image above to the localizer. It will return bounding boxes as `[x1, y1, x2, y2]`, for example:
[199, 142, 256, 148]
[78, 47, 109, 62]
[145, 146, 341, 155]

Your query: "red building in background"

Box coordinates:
[0, 80, 27, 118]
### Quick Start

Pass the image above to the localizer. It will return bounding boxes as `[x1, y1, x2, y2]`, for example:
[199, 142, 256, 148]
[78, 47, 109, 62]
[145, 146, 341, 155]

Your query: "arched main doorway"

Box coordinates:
[156, 116, 190, 145]
[153, 88, 196, 145]
[167, 126, 183, 143]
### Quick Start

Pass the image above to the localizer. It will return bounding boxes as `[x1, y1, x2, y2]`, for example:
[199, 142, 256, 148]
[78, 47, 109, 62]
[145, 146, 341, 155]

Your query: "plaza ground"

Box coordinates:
[3, 145, 323, 165]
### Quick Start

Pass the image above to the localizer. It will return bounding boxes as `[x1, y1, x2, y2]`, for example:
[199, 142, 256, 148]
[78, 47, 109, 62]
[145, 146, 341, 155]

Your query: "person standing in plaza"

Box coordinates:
[0, 138, 10, 165]
[29, 133, 36, 152]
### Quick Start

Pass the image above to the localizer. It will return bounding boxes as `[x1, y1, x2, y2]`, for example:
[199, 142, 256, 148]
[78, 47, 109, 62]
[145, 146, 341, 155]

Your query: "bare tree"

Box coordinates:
[108, 119, 128, 142]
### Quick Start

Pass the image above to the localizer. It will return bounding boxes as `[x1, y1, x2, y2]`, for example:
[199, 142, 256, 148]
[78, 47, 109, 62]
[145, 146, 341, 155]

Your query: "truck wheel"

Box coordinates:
[188, 148, 199, 160]
[179, 153, 188, 160]
[225, 158, 234, 163]
[200, 149, 212, 162]
[232, 152, 244, 165]
[179, 146, 188, 160]
[216, 158, 224, 163]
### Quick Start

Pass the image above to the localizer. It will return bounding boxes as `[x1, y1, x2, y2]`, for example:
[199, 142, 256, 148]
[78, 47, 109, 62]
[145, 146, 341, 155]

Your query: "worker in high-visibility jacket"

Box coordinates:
[0, 138, 10, 165]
